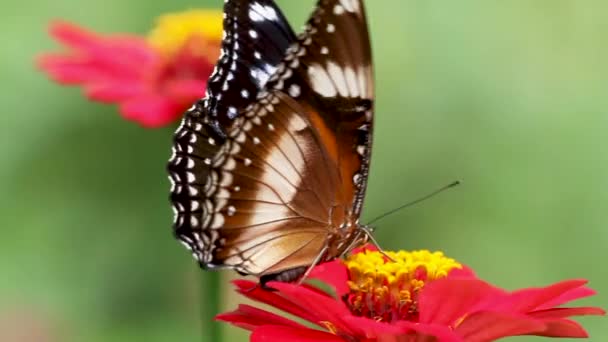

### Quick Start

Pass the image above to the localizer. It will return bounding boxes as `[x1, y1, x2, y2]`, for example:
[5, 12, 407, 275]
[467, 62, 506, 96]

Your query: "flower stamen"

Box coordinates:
[344, 249, 462, 323]
[147, 10, 222, 61]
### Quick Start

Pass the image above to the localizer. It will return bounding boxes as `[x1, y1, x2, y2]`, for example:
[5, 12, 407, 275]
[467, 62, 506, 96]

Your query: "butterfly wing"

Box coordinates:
[267, 0, 374, 218]
[170, 90, 342, 276]
[203, 0, 297, 127]
[169, 0, 373, 280]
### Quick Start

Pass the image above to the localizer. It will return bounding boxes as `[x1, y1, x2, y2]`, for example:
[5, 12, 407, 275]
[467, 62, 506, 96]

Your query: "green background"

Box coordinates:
[1, 0, 606, 341]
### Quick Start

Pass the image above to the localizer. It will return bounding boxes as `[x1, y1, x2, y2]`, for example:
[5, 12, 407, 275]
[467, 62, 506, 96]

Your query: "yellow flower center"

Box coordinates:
[344, 249, 462, 323]
[147, 9, 223, 60]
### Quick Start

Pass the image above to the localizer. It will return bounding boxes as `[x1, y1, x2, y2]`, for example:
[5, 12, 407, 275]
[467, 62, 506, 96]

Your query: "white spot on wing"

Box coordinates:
[326, 62, 349, 97]
[308, 63, 337, 97]
[344, 66, 360, 97]
[228, 106, 238, 118]
[249, 3, 278, 22]
[340, 0, 360, 12]
[288, 84, 301, 97]
[334, 4, 345, 15]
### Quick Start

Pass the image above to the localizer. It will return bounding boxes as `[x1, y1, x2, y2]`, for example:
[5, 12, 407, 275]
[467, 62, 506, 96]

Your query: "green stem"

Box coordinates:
[201, 271, 222, 342]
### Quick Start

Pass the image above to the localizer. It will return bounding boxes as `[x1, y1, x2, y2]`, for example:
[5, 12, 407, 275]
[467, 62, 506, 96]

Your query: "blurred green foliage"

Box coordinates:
[1, 0, 606, 341]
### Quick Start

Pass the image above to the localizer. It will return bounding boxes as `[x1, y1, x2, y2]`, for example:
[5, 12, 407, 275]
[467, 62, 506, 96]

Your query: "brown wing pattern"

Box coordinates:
[168, 0, 373, 279]
[169, 90, 343, 276]
[202, 0, 297, 127]
[266, 0, 374, 218]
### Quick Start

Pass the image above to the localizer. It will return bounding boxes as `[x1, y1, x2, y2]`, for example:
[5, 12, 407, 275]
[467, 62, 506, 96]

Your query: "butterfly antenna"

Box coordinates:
[366, 180, 461, 225]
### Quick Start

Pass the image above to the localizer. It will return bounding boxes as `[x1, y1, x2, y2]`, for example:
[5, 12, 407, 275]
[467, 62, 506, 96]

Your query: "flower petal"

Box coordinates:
[215, 304, 305, 331]
[529, 307, 605, 320]
[47, 20, 155, 70]
[456, 311, 545, 342]
[446, 265, 476, 279]
[39, 20, 213, 127]
[269, 282, 362, 336]
[119, 95, 180, 127]
[536, 285, 597, 310]
[343, 315, 407, 337]
[85, 81, 147, 102]
[533, 319, 590, 338]
[232, 280, 319, 324]
[346, 315, 463, 342]
[309, 259, 349, 297]
[394, 320, 463, 342]
[505, 279, 589, 313]
[418, 278, 504, 325]
[251, 325, 343, 342]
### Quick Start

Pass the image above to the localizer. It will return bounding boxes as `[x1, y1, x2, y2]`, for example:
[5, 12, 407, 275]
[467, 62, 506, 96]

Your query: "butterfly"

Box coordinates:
[168, 0, 374, 286]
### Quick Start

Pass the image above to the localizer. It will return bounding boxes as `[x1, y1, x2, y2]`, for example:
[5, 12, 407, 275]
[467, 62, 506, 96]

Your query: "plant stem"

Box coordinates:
[201, 272, 222, 342]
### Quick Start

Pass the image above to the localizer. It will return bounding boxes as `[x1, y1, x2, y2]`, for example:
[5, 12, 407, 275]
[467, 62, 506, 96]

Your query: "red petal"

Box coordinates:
[215, 304, 305, 332]
[344, 315, 406, 337]
[163, 79, 206, 106]
[536, 285, 597, 310]
[269, 282, 362, 336]
[418, 278, 504, 325]
[251, 325, 343, 342]
[232, 280, 319, 324]
[44, 22, 155, 79]
[85, 81, 146, 102]
[39, 20, 212, 127]
[350, 243, 377, 254]
[48, 21, 154, 65]
[309, 260, 350, 297]
[37, 55, 118, 84]
[345, 315, 463, 342]
[529, 307, 605, 319]
[446, 265, 477, 279]
[119, 95, 180, 127]
[394, 320, 463, 342]
[505, 279, 589, 313]
[455, 311, 545, 342]
[533, 319, 589, 338]
[47, 20, 104, 51]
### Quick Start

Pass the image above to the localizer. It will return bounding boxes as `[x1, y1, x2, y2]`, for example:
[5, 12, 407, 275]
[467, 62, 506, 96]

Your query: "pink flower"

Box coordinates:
[217, 247, 604, 341]
[37, 10, 222, 127]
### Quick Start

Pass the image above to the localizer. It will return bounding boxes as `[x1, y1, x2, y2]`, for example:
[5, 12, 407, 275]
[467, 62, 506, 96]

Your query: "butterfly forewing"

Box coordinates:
[169, 0, 373, 281]
[203, 0, 297, 127]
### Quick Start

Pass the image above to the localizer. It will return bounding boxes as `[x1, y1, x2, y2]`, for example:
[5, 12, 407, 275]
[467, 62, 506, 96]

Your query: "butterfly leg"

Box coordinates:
[296, 244, 329, 286]
[359, 225, 395, 262]
[339, 230, 366, 258]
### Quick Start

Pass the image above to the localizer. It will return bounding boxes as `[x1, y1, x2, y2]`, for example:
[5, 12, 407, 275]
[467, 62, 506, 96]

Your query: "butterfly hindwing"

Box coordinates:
[266, 0, 374, 217]
[172, 90, 343, 276]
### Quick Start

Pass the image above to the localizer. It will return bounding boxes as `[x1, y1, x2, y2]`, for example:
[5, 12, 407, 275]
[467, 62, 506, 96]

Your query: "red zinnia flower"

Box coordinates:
[37, 10, 222, 127]
[217, 247, 604, 341]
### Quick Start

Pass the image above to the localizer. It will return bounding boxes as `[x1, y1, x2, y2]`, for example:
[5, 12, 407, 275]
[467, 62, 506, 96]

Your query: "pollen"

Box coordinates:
[147, 10, 223, 60]
[344, 249, 462, 323]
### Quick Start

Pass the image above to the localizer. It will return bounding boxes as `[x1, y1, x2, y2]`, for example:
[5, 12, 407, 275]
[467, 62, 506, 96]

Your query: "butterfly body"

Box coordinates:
[169, 0, 374, 285]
